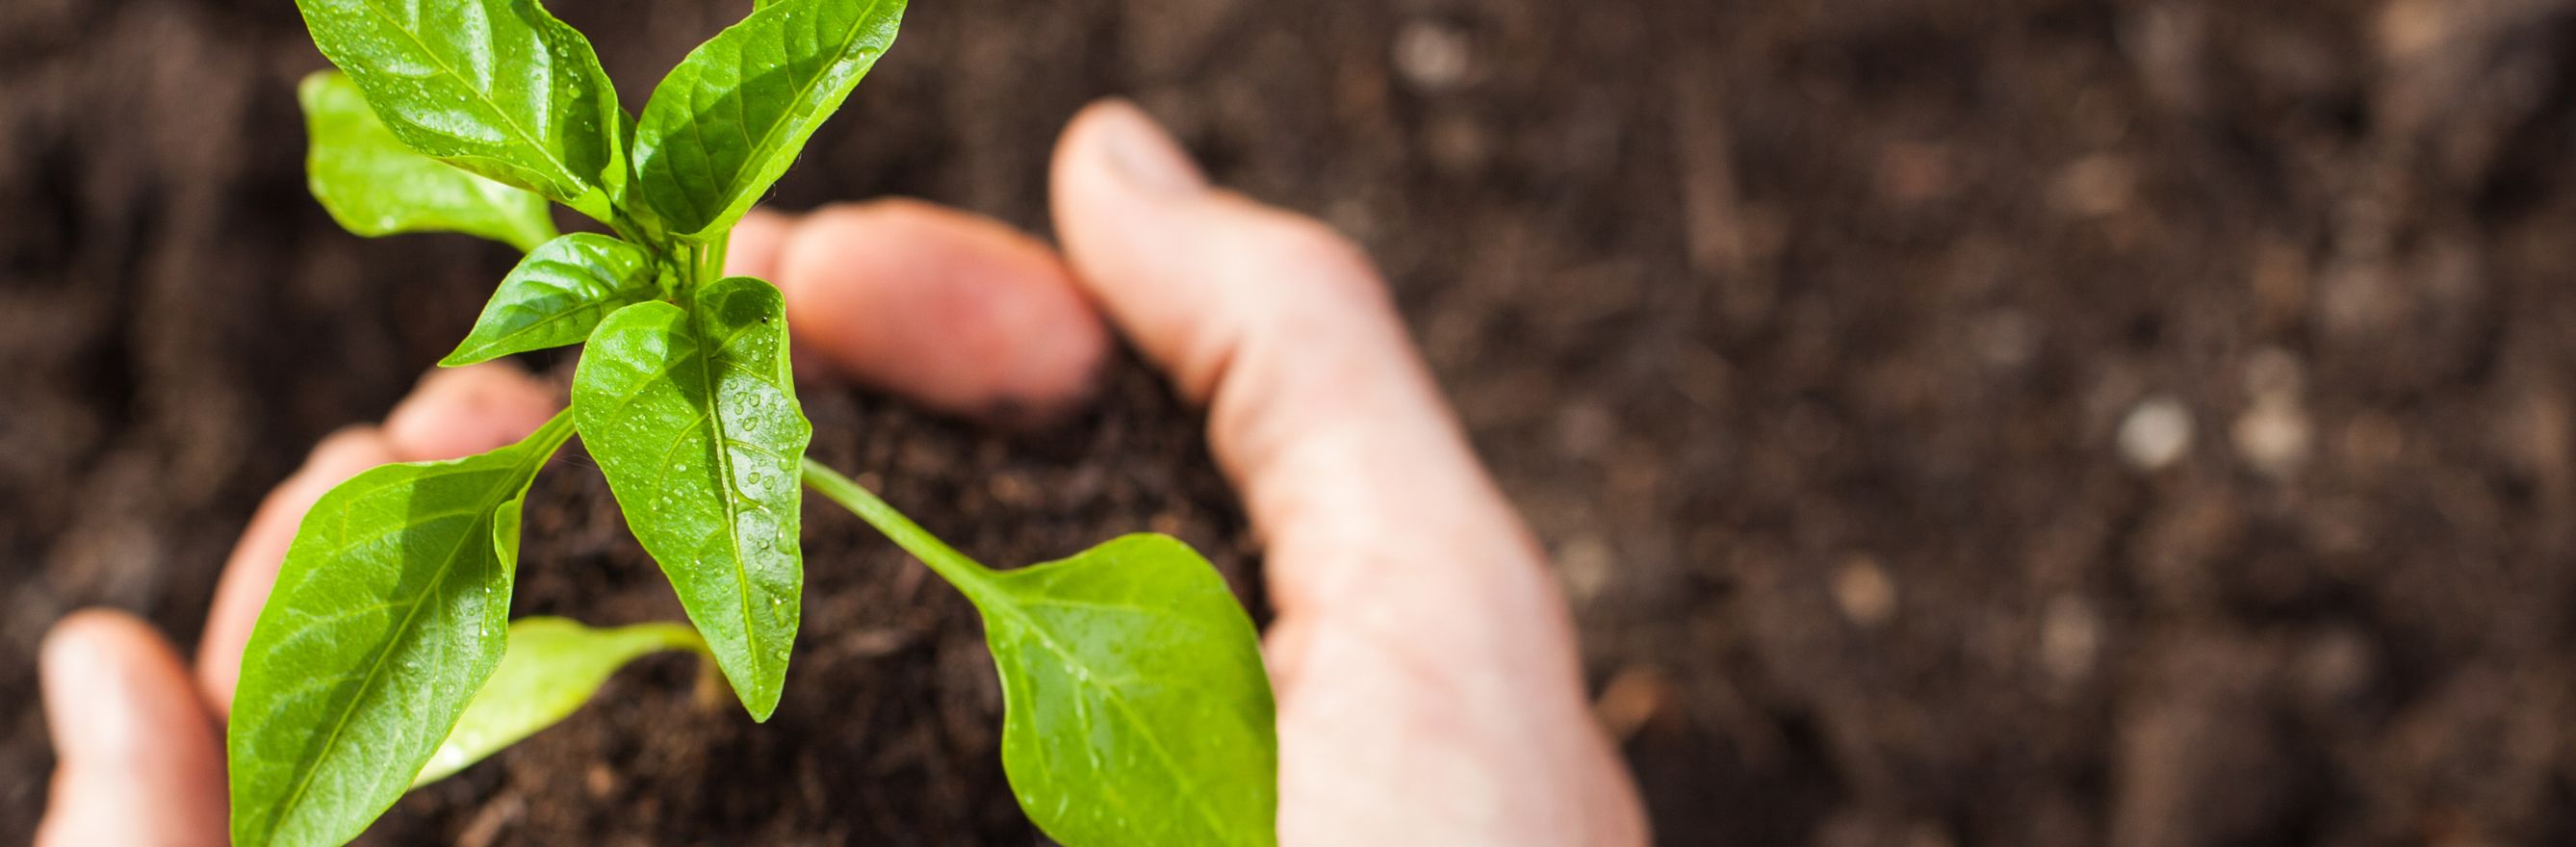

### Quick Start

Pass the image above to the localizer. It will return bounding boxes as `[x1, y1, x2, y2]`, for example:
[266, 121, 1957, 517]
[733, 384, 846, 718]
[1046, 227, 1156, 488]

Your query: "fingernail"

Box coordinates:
[40, 624, 131, 760]
[1093, 100, 1205, 196]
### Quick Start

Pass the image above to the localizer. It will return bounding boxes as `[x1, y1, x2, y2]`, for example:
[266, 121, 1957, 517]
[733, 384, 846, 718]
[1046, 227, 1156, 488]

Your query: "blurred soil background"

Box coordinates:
[9, 0, 2576, 843]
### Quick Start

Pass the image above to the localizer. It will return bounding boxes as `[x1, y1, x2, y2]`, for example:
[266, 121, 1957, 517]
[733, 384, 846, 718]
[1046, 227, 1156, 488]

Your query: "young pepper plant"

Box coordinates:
[229, 1, 1279, 845]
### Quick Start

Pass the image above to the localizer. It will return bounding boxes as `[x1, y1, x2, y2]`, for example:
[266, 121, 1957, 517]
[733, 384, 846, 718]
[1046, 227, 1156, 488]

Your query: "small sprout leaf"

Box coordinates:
[632, 0, 905, 239]
[801, 464, 1280, 846]
[290, 0, 627, 222]
[572, 277, 810, 720]
[298, 71, 557, 251]
[442, 234, 660, 366]
[414, 617, 707, 786]
[228, 412, 575, 847]
[981, 535, 1280, 846]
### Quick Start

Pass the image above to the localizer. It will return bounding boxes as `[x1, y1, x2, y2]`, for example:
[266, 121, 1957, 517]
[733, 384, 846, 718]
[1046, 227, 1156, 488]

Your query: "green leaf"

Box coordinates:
[983, 536, 1279, 846]
[441, 234, 661, 367]
[229, 411, 575, 847]
[291, 0, 627, 222]
[801, 464, 1278, 846]
[573, 277, 810, 720]
[631, 0, 905, 239]
[414, 617, 706, 785]
[299, 71, 556, 251]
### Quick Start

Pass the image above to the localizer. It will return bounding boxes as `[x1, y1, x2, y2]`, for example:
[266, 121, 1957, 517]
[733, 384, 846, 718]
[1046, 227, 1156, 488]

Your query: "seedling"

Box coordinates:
[227, 1, 1277, 844]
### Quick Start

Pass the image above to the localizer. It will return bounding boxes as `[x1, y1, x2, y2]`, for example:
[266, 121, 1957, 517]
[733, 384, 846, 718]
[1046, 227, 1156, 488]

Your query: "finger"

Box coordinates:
[724, 208, 794, 282]
[766, 198, 1110, 421]
[1051, 99, 1535, 629]
[38, 610, 226, 847]
[195, 426, 398, 714]
[197, 364, 558, 713]
[379, 364, 563, 462]
[728, 209, 843, 378]
[1050, 99, 1647, 843]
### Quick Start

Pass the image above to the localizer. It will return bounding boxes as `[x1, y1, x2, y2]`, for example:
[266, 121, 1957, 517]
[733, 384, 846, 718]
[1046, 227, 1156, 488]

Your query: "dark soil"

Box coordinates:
[11, 0, 2576, 844]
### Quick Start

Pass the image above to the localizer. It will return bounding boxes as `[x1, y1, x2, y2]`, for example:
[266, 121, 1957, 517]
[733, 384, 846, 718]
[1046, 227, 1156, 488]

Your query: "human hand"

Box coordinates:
[36, 99, 1646, 845]
[35, 365, 559, 846]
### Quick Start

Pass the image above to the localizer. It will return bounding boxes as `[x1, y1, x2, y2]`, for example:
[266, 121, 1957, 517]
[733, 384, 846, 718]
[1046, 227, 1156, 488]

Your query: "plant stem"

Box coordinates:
[700, 236, 730, 283]
[606, 207, 654, 247]
[799, 458, 999, 600]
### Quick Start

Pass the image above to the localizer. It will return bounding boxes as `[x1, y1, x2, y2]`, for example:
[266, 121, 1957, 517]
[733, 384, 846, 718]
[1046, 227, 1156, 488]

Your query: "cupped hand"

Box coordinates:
[36, 100, 1646, 846]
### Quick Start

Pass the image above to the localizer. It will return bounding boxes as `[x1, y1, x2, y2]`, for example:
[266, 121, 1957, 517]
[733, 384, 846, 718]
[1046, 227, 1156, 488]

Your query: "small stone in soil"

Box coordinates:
[2119, 396, 2194, 472]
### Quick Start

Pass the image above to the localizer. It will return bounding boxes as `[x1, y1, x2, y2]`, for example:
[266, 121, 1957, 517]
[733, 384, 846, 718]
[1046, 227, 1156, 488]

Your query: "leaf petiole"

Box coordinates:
[605, 209, 655, 249]
[696, 238, 730, 289]
[799, 457, 1000, 602]
[802, 457, 1279, 844]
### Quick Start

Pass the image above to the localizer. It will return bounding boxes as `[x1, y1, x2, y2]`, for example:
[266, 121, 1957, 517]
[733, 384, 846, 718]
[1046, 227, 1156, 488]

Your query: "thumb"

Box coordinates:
[1050, 100, 1645, 844]
[37, 610, 227, 846]
[1050, 100, 1526, 624]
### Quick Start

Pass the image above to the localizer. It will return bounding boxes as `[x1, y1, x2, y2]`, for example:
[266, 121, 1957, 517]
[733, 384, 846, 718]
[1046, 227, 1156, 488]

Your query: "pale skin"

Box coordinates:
[35, 100, 1649, 846]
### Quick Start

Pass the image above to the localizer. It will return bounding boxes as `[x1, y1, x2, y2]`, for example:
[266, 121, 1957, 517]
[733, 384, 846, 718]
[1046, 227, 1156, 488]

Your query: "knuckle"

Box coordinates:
[1233, 208, 1392, 309]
